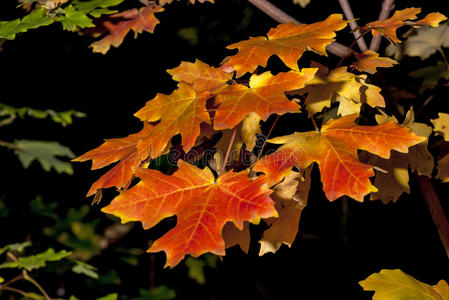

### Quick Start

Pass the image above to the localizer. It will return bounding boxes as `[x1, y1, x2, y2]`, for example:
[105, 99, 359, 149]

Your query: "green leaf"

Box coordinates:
[58, 5, 94, 31]
[0, 104, 85, 127]
[0, 248, 71, 271]
[72, 260, 99, 279]
[0, 8, 53, 40]
[185, 253, 216, 284]
[133, 286, 176, 300]
[96, 294, 118, 300]
[0, 241, 32, 255]
[30, 196, 58, 219]
[14, 140, 75, 174]
[359, 269, 442, 300]
[409, 61, 449, 86]
[72, 0, 125, 14]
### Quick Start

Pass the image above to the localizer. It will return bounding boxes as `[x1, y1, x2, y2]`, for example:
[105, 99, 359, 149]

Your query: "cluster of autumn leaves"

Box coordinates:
[75, 8, 447, 267]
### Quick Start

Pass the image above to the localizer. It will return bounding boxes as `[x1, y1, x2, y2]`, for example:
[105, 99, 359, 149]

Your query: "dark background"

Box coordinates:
[1, 0, 449, 299]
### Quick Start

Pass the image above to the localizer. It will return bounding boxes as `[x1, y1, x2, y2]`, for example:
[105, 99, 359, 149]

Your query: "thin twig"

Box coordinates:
[310, 115, 320, 132]
[221, 127, 238, 175]
[0, 140, 20, 150]
[246, 0, 351, 58]
[438, 47, 449, 70]
[0, 286, 29, 297]
[369, 0, 395, 51]
[416, 174, 449, 259]
[337, 0, 368, 52]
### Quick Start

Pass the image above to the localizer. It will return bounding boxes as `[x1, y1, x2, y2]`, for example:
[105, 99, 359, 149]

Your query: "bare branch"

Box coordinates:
[247, 0, 352, 58]
[369, 0, 395, 51]
[337, 0, 368, 51]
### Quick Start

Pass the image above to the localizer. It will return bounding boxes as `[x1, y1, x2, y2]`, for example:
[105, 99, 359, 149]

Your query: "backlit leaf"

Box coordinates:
[362, 8, 446, 43]
[254, 114, 425, 201]
[91, 5, 164, 54]
[135, 82, 212, 158]
[0, 8, 53, 40]
[222, 14, 349, 77]
[213, 69, 317, 129]
[102, 160, 277, 267]
[431, 113, 449, 141]
[167, 59, 230, 92]
[351, 50, 398, 74]
[359, 269, 442, 300]
[0, 248, 71, 271]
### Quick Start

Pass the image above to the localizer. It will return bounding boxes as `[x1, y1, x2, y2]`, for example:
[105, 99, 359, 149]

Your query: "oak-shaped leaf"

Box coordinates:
[102, 160, 277, 267]
[73, 124, 153, 196]
[361, 8, 446, 43]
[0, 249, 71, 271]
[167, 59, 230, 92]
[351, 50, 398, 74]
[135, 82, 212, 158]
[91, 5, 164, 54]
[222, 14, 349, 77]
[213, 69, 317, 130]
[360, 269, 447, 300]
[254, 114, 425, 201]
[298, 65, 385, 116]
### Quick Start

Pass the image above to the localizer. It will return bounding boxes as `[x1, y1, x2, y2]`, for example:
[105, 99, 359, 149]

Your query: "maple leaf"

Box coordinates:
[259, 168, 311, 255]
[362, 8, 447, 43]
[91, 5, 164, 54]
[436, 153, 449, 183]
[386, 24, 449, 61]
[222, 222, 250, 253]
[213, 69, 317, 130]
[73, 124, 153, 196]
[298, 65, 385, 116]
[359, 269, 446, 300]
[410, 61, 449, 87]
[360, 109, 434, 203]
[222, 14, 349, 77]
[102, 160, 277, 267]
[351, 50, 398, 74]
[254, 114, 425, 201]
[166, 59, 230, 92]
[134, 82, 212, 158]
[431, 113, 449, 141]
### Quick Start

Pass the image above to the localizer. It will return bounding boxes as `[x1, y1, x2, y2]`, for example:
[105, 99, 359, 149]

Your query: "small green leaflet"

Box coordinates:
[0, 248, 71, 271]
[71, 0, 125, 16]
[58, 5, 94, 31]
[359, 269, 446, 300]
[0, 8, 53, 40]
[14, 140, 75, 174]
[0, 241, 32, 255]
[185, 254, 217, 284]
[96, 294, 118, 300]
[72, 260, 99, 279]
[0, 104, 85, 127]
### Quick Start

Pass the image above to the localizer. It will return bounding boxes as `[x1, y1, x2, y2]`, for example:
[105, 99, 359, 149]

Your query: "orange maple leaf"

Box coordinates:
[222, 14, 349, 77]
[91, 5, 164, 54]
[254, 114, 425, 201]
[167, 59, 230, 92]
[134, 82, 212, 158]
[351, 50, 398, 74]
[102, 160, 277, 267]
[362, 8, 447, 43]
[73, 124, 153, 196]
[213, 69, 317, 130]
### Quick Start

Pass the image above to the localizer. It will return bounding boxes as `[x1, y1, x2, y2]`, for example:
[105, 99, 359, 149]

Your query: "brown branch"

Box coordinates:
[337, 0, 368, 52]
[369, 0, 394, 51]
[246, 0, 352, 58]
[416, 175, 449, 259]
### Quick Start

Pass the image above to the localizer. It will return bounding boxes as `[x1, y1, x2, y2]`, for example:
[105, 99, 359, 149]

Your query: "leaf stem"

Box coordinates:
[369, 0, 395, 51]
[23, 271, 52, 300]
[310, 115, 320, 132]
[221, 126, 238, 174]
[415, 174, 449, 259]
[0, 140, 20, 150]
[246, 0, 351, 58]
[257, 115, 279, 160]
[337, 0, 368, 51]
[438, 47, 449, 70]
